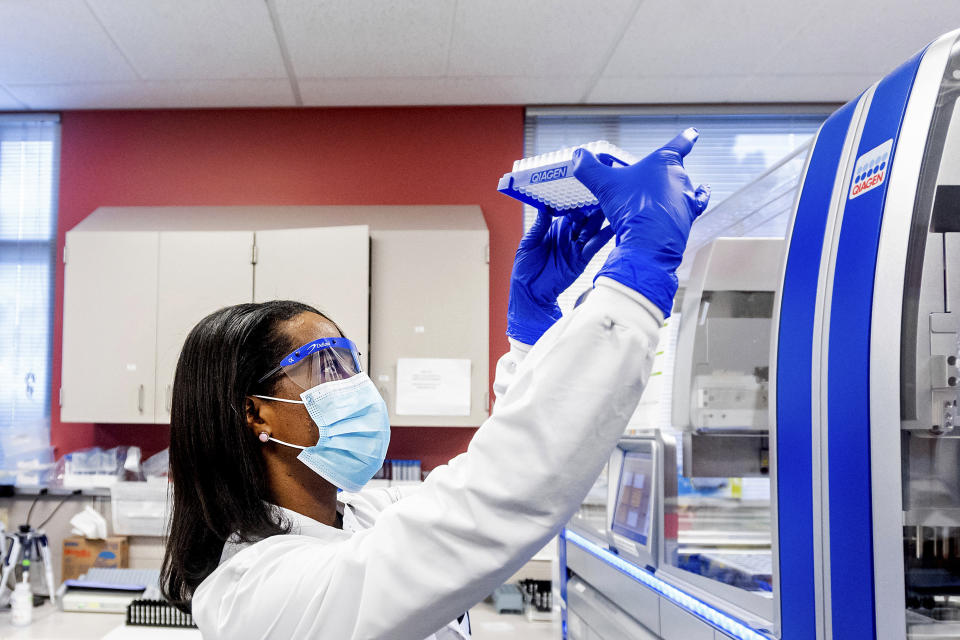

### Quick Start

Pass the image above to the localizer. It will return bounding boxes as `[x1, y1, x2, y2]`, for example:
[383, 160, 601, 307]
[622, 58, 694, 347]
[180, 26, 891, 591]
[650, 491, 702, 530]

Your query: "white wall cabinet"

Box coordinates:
[62, 226, 368, 424]
[369, 230, 490, 426]
[155, 231, 255, 422]
[62, 206, 487, 427]
[61, 232, 160, 423]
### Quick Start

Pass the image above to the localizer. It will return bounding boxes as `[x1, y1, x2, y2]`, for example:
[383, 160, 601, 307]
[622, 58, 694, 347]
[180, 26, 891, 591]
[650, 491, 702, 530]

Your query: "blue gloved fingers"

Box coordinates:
[519, 207, 553, 251]
[565, 207, 588, 225]
[659, 127, 700, 159]
[572, 129, 708, 317]
[566, 208, 603, 254]
[579, 209, 606, 240]
[596, 153, 619, 168]
[571, 205, 602, 238]
[566, 209, 587, 238]
[692, 184, 711, 216]
[581, 224, 615, 263]
[572, 148, 615, 197]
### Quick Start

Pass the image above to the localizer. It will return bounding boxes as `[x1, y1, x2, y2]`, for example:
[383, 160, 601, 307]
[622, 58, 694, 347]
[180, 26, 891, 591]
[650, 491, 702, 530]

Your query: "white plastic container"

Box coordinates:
[110, 480, 171, 536]
[11, 580, 32, 626]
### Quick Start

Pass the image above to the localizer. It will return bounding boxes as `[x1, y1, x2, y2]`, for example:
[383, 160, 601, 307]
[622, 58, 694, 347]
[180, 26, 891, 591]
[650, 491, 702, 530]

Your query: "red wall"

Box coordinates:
[54, 107, 525, 470]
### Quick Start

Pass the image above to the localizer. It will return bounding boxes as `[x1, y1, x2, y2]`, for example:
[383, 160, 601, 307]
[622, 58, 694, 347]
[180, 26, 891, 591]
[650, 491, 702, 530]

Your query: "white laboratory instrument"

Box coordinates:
[673, 237, 784, 433]
[604, 434, 676, 571]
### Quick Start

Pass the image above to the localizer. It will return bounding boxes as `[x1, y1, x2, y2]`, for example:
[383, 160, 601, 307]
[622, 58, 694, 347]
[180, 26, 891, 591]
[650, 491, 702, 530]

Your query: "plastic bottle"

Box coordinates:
[11, 578, 33, 626]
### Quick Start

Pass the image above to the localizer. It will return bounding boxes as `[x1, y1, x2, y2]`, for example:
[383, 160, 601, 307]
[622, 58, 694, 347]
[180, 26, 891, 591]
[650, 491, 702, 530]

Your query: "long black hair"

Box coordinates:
[160, 300, 330, 612]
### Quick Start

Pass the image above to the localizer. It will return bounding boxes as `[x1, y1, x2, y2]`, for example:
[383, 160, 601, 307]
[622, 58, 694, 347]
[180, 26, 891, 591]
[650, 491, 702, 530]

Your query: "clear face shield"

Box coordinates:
[257, 337, 363, 391]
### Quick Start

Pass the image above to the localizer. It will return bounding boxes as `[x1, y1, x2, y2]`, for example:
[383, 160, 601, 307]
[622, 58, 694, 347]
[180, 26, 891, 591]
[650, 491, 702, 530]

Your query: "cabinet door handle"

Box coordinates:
[166, 384, 172, 413]
[137, 384, 145, 413]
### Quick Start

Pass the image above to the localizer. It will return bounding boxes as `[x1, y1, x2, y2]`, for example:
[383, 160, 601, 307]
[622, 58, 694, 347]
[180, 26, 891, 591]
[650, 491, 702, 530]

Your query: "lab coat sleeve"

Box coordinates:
[193, 277, 663, 640]
[492, 338, 531, 401]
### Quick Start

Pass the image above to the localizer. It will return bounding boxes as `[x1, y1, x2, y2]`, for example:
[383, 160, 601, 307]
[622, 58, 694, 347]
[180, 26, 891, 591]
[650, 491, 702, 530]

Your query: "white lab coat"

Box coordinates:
[192, 277, 663, 640]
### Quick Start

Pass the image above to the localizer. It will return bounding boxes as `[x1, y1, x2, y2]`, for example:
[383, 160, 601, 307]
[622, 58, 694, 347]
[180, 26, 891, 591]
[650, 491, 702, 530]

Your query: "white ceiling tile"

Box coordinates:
[0, 0, 954, 108]
[588, 75, 758, 103]
[7, 80, 295, 110]
[0, 0, 137, 84]
[731, 73, 879, 103]
[755, 0, 960, 75]
[299, 76, 592, 106]
[86, 0, 287, 80]
[600, 0, 960, 81]
[601, 0, 818, 79]
[590, 71, 878, 104]
[448, 0, 638, 77]
[0, 86, 28, 110]
[275, 0, 455, 78]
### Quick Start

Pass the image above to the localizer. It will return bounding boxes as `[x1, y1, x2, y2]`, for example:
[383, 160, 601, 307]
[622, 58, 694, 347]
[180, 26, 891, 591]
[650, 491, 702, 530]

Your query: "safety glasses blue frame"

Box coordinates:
[257, 337, 362, 388]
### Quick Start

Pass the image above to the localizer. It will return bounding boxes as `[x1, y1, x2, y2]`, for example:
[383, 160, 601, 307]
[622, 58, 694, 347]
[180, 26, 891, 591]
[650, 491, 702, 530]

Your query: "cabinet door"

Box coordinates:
[369, 229, 489, 426]
[253, 226, 370, 369]
[61, 231, 159, 423]
[155, 231, 254, 423]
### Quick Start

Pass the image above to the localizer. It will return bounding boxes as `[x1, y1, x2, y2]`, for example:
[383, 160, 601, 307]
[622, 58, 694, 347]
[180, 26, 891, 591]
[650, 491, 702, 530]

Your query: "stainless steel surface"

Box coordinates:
[566, 577, 658, 640]
[904, 435, 960, 517]
[659, 599, 714, 640]
[673, 238, 783, 436]
[565, 539, 662, 635]
[682, 433, 768, 478]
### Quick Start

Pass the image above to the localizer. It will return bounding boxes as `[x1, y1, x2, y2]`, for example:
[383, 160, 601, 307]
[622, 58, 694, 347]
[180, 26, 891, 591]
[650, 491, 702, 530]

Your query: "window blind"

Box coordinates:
[522, 111, 827, 312]
[0, 116, 59, 453]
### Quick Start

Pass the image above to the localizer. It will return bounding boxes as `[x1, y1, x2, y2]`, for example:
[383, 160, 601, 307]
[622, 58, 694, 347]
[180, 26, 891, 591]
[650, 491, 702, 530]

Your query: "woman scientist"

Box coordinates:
[161, 129, 710, 640]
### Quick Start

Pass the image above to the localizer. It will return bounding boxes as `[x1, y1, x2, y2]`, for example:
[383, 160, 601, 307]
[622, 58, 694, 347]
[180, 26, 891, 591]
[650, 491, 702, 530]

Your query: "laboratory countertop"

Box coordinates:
[0, 604, 201, 639]
[469, 601, 559, 640]
[0, 601, 556, 639]
[3, 486, 111, 498]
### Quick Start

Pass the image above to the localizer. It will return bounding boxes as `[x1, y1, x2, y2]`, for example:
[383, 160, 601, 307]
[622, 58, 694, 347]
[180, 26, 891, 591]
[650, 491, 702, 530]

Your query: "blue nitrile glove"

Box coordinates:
[507, 207, 615, 345]
[572, 128, 710, 317]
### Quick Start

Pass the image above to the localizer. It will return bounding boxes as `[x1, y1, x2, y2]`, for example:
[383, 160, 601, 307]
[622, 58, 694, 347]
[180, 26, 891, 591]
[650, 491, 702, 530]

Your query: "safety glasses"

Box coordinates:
[257, 337, 362, 391]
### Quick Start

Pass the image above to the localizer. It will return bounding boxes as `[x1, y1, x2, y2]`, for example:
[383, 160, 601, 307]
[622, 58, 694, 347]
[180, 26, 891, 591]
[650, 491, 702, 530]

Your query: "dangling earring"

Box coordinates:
[258, 432, 270, 443]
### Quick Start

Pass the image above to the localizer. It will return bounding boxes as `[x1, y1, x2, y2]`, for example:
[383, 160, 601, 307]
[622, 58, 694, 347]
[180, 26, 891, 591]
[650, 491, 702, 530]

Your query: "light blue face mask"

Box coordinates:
[253, 372, 391, 493]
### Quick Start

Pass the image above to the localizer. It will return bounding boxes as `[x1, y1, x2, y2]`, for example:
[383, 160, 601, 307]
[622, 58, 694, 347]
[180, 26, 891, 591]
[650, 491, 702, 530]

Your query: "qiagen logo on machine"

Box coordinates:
[849, 138, 893, 200]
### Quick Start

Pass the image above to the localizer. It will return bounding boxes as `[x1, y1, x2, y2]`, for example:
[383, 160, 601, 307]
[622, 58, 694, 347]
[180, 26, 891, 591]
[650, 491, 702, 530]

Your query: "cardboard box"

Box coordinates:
[62, 536, 128, 582]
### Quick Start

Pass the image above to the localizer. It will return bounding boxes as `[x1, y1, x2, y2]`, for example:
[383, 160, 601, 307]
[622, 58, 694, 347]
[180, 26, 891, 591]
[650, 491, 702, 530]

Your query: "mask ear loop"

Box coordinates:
[250, 396, 308, 448]
[265, 435, 308, 451]
[255, 431, 308, 450]
[251, 394, 303, 404]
